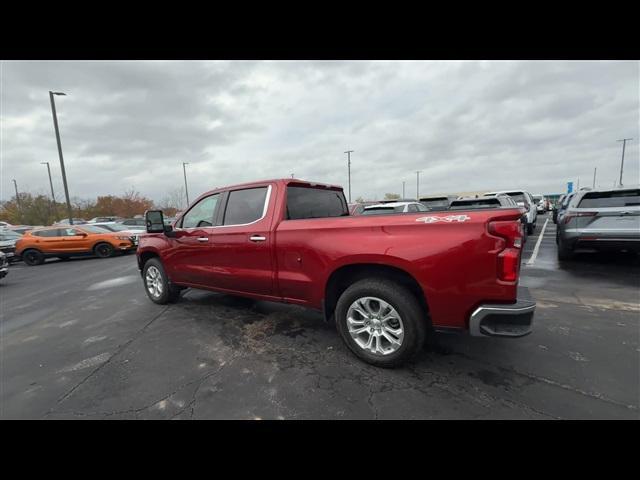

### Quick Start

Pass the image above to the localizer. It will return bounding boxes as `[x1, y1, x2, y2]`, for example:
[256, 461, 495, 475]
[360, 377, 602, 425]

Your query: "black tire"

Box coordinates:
[22, 249, 45, 266]
[527, 222, 534, 235]
[557, 237, 574, 261]
[94, 242, 114, 258]
[335, 278, 427, 368]
[142, 257, 181, 304]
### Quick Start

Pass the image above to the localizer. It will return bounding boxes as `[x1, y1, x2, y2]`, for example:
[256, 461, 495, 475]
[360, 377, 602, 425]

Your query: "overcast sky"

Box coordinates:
[1, 60, 638, 205]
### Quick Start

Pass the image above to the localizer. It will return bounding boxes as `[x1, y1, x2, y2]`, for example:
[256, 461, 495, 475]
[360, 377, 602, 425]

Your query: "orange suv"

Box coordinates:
[15, 225, 136, 266]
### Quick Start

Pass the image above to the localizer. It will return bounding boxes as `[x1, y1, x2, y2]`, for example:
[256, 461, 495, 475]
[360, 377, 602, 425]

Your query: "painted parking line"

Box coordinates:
[525, 218, 549, 266]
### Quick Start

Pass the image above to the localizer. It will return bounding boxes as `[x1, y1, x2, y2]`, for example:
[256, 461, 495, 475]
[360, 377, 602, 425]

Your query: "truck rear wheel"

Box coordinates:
[335, 278, 426, 368]
[142, 258, 181, 304]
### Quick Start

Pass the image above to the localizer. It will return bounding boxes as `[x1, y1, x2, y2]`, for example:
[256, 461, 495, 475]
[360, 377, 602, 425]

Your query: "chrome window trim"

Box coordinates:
[177, 185, 272, 231]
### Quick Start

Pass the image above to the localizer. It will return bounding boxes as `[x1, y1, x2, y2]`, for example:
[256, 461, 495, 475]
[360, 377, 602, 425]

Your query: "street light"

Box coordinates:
[617, 138, 633, 186]
[182, 162, 190, 207]
[416, 171, 421, 200]
[49, 91, 74, 225]
[40, 162, 56, 202]
[12, 179, 21, 222]
[344, 150, 354, 203]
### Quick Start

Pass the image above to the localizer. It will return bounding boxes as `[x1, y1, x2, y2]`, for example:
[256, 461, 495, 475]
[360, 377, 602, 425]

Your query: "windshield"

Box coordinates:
[93, 224, 129, 232]
[80, 225, 112, 234]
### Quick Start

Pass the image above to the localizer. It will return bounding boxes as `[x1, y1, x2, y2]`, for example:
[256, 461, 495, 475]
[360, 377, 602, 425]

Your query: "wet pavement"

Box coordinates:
[1, 212, 638, 419]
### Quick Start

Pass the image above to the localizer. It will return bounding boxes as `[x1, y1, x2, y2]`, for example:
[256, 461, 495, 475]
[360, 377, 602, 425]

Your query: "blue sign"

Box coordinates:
[567, 182, 573, 193]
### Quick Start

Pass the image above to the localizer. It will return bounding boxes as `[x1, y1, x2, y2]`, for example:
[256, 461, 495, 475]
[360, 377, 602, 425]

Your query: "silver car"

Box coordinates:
[556, 186, 640, 260]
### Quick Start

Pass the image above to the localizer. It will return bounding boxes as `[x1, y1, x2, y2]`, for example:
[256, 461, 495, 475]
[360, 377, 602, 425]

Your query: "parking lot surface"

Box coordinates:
[1, 212, 638, 419]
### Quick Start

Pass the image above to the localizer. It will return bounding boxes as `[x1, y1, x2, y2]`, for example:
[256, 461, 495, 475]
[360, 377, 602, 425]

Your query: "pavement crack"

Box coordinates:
[51, 305, 171, 409]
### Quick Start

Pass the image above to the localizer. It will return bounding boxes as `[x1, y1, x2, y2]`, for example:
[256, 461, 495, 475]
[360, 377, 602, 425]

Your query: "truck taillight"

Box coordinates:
[497, 248, 520, 282]
[488, 220, 522, 282]
[488, 221, 522, 249]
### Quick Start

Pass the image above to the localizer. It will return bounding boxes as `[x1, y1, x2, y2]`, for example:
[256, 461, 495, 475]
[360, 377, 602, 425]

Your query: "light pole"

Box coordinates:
[49, 91, 74, 225]
[416, 171, 421, 200]
[182, 162, 190, 207]
[592, 167, 597, 188]
[402, 181, 405, 199]
[344, 150, 354, 202]
[617, 138, 633, 186]
[12, 179, 21, 222]
[41, 162, 56, 202]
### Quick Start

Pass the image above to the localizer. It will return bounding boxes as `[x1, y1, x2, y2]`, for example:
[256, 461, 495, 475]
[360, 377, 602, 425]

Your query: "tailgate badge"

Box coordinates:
[416, 215, 471, 223]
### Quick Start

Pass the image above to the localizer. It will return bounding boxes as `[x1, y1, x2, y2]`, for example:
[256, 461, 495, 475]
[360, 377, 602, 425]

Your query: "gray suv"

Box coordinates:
[556, 186, 640, 260]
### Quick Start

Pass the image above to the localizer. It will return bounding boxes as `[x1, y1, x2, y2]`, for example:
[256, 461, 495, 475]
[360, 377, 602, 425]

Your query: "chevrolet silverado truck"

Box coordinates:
[137, 178, 535, 367]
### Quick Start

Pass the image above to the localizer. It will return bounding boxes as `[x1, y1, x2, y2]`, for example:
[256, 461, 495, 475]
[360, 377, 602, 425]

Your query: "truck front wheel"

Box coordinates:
[142, 258, 182, 304]
[335, 278, 426, 368]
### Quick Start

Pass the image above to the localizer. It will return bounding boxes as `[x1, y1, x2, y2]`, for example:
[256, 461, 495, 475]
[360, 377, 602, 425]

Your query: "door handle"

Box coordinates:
[197, 237, 209, 242]
[249, 235, 266, 242]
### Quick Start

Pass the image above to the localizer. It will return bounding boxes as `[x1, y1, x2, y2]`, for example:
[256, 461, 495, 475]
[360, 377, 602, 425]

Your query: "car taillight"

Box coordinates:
[488, 220, 522, 282]
[563, 211, 596, 224]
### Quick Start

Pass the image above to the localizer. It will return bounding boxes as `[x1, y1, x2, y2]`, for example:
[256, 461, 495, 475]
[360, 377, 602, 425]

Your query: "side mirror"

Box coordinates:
[145, 210, 166, 233]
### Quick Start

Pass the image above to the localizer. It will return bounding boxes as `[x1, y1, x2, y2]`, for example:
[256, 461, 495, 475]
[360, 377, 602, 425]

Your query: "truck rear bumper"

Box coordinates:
[469, 287, 535, 338]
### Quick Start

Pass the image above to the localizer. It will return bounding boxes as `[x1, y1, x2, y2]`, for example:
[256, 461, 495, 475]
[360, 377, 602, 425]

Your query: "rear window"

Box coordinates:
[361, 206, 405, 215]
[223, 187, 268, 225]
[420, 198, 449, 208]
[578, 189, 640, 208]
[286, 186, 348, 220]
[450, 198, 500, 210]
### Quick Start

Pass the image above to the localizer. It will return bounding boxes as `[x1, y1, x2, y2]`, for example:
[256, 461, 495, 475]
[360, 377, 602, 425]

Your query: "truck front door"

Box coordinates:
[206, 185, 275, 297]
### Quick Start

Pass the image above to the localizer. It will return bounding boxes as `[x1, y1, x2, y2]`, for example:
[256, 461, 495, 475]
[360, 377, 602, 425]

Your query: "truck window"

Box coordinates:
[223, 187, 268, 225]
[181, 194, 220, 228]
[286, 186, 348, 220]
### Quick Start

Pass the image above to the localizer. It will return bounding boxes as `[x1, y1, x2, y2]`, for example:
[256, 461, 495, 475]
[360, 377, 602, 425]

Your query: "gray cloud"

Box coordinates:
[1, 60, 638, 206]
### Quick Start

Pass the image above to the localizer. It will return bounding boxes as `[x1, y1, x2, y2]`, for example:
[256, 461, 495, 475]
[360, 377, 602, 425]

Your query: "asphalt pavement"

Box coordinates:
[1, 211, 638, 419]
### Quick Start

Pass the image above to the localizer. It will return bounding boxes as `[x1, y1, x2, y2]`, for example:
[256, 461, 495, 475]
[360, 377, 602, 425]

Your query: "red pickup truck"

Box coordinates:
[137, 178, 535, 367]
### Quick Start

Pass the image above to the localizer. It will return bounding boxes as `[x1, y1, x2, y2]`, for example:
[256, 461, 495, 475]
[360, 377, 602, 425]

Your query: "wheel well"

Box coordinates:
[22, 247, 42, 255]
[324, 264, 430, 324]
[138, 251, 159, 271]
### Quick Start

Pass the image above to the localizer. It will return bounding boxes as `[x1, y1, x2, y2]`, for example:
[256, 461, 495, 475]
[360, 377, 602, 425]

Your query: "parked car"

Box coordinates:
[419, 196, 458, 211]
[88, 216, 121, 223]
[137, 178, 534, 368]
[90, 222, 142, 245]
[556, 186, 640, 260]
[449, 195, 519, 210]
[348, 202, 378, 215]
[555, 191, 577, 227]
[0, 221, 15, 228]
[484, 190, 537, 234]
[361, 201, 430, 215]
[0, 251, 8, 280]
[54, 218, 88, 225]
[552, 195, 566, 224]
[119, 218, 147, 227]
[15, 225, 136, 266]
[532, 194, 547, 214]
[0, 229, 23, 263]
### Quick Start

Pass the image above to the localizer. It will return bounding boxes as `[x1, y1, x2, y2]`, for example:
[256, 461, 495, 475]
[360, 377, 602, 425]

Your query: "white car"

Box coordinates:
[484, 190, 538, 235]
[532, 194, 547, 214]
[361, 201, 430, 215]
[90, 222, 144, 245]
